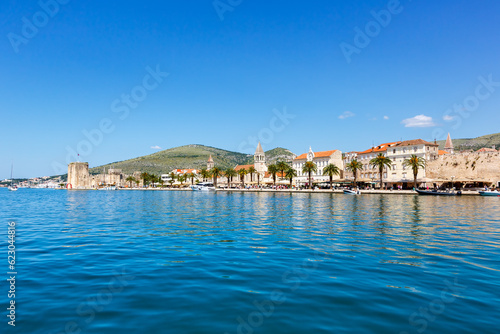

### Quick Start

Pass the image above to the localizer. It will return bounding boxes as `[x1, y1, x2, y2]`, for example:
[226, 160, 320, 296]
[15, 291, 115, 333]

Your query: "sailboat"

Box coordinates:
[8, 164, 18, 191]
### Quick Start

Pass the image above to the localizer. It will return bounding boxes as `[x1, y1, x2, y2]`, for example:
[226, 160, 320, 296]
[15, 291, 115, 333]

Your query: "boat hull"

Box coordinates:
[478, 191, 500, 197]
[344, 189, 360, 195]
[416, 189, 461, 196]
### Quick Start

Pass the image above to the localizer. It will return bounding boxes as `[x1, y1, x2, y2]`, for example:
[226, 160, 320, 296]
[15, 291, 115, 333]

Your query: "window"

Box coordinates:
[413, 146, 417, 152]
[393, 149, 396, 154]
[392, 164, 396, 170]
[403, 148, 407, 153]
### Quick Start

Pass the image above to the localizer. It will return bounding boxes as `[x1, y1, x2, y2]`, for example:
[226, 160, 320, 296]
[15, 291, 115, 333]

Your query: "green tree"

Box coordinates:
[248, 166, 256, 183]
[159, 178, 165, 188]
[210, 167, 223, 189]
[140, 172, 149, 187]
[186, 173, 196, 185]
[267, 164, 279, 187]
[346, 160, 364, 187]
[370, 153, 393, 189]
[225, 168, 237, 188]
[238, 168, 248, 188]
[403, 154, 426, 189]
[285, 167, 297, 188]
[125, 176, 136, 188]
[276, 161, 288, 181]
[149, 174, 158, 187]
[323, 164, 340, 190]
[200, 168, 210, 182]
[178, 174, 186, 186]
[302, 161, 318, 189]
[168, 172, 176, 187]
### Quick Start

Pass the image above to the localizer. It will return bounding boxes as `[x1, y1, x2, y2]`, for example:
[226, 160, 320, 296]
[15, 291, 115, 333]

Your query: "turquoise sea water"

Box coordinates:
[1, 189, 499, 334]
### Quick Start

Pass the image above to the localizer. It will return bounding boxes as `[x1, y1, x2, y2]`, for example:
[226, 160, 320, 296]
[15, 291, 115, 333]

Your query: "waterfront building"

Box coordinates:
[232, 142, 268, 186]
[292, 147, 343, 187]
[385, 139, 439, 188]
[67, 162, 142, 189]
[355, 142, 401, 186]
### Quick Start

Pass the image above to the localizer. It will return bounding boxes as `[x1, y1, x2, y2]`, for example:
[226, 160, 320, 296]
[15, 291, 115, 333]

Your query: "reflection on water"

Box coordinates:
[0, 189, 499, 334]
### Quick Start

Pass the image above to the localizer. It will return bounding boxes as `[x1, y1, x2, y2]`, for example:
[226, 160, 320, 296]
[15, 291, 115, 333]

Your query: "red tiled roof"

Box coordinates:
[395, 139, 438, 147]
[438, 150, 450, 155]
[477, 148, 497, 153]
[235, 165, 253, 171]
[357, 142, 401, 155]
[294, 150, 338, 160]
[176, 169, 199, 174]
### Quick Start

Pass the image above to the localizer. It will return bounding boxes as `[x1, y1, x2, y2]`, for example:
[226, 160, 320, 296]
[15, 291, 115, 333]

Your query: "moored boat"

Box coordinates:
[8, 164, 18, 191]
[191, 182, 215, 191]
[344, 189, 360, 195]
[416, 189, 461, 196]
[478, 190, 500, 197]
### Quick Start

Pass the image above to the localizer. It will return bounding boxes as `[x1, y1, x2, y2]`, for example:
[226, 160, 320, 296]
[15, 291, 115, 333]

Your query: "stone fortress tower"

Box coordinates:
[67, 162, 90, 189]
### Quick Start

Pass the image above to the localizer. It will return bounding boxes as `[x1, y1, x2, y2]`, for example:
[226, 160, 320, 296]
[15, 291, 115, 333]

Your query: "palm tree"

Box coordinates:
[267, 164, 279, 187]
[125, 176, 136, 188]
[159, 178, 165, 188]
[140, 172, 149, 187]
[135, 180, 140, 188]
[276, 161, 288, 181]
[200, 168, 209, 182]
[403, 154, 426, 189]
[168, 172, 176, 187]
[210, 167, 223, 189]
[323, 164, 340, 190]
[149, 174, 158, 188]
[285, 167, 297, 188]
[187, 173, 196, 185]
[370, 153, 393, 189]
[247, 166, 257, 183]
[238, 168, 248, 188]
[225, 168, 237, 188]
[345, 160, 364, 187]
[178, 174, 186, 186]
[302, 161, 318, 189]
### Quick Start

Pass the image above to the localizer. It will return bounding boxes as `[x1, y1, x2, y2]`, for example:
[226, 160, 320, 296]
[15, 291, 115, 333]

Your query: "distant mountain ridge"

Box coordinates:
[89, 144, 296, 175]
[437, 132, 500, 151]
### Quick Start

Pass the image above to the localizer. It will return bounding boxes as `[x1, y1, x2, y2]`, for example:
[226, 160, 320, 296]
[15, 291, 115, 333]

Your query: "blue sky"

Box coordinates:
[1, 0, 500, 179]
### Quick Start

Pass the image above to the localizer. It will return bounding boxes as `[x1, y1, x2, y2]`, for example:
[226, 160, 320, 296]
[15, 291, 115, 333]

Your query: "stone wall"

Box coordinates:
[426, 151, 500, 185]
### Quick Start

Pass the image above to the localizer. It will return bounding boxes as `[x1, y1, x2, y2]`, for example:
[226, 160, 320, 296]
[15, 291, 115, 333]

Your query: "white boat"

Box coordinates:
[344, 189, 360, 195]
[98, 186, 117, 191]
[8, 164, 18, 191]
[191, 182, 215, 191]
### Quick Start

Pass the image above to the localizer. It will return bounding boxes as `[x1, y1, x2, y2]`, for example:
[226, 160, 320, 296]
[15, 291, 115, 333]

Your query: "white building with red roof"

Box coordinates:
[292, 147, 343, 186]
[352, 141, 401, 184]
[385, 139, 439, 188]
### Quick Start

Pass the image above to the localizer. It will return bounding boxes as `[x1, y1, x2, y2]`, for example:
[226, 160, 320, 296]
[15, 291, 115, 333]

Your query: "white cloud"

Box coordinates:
[339, 111, 355, 120]
[151, 145, 162, 150]
[383, 115, 389, 120]
[443, 115, 455, 121]
[401, 114, 436, 128]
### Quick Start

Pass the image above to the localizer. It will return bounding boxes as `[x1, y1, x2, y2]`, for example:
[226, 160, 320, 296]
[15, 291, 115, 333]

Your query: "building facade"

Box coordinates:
[292, 147, 343, 186]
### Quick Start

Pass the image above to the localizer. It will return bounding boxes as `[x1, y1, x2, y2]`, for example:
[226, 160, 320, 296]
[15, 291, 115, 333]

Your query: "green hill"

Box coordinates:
[89, 144, 296, 175]
[264, 147, 297, 164]
[437, 132, 500, 151]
